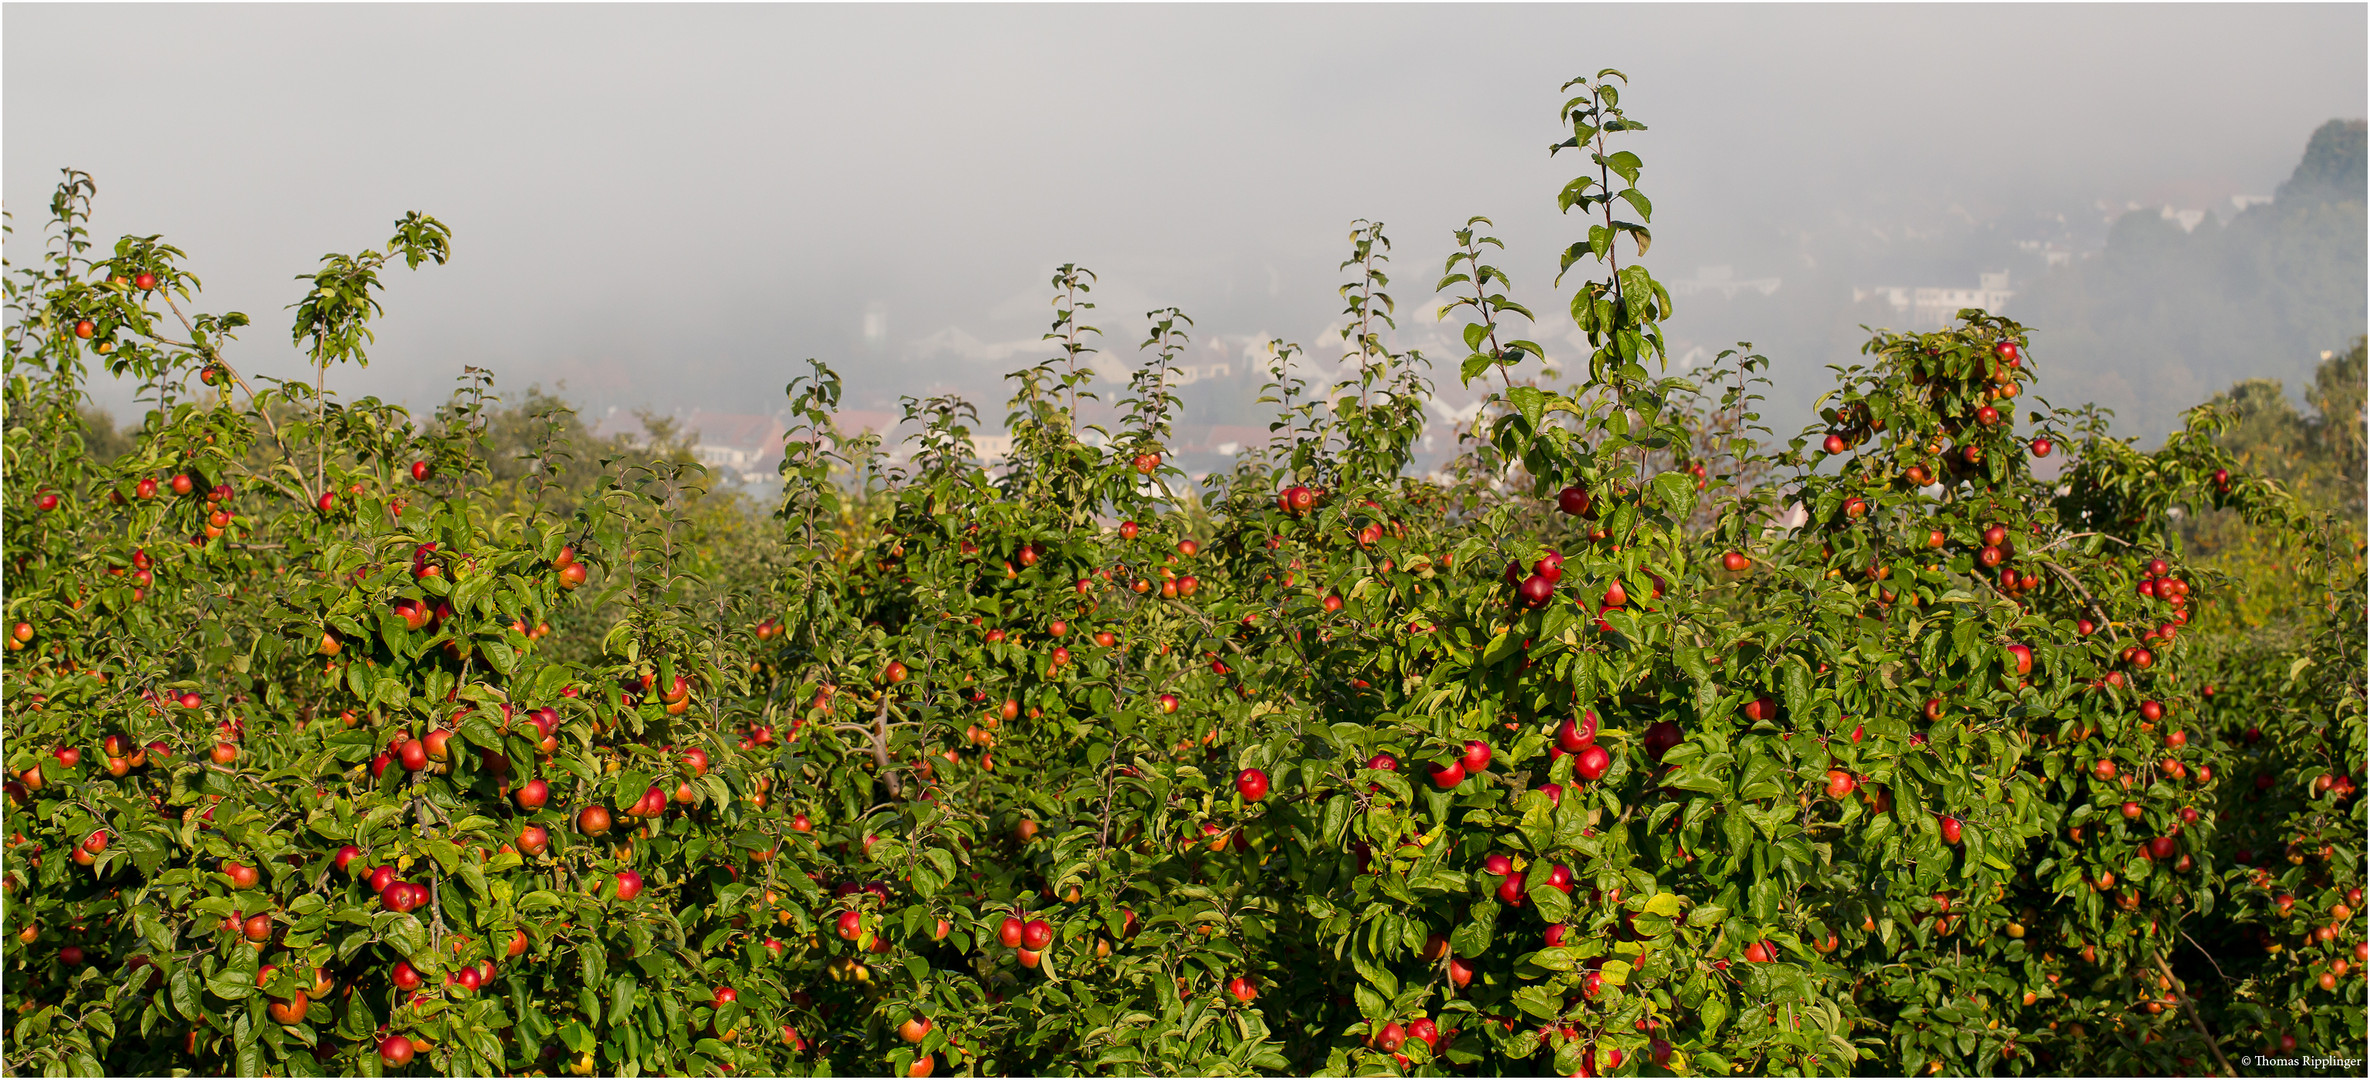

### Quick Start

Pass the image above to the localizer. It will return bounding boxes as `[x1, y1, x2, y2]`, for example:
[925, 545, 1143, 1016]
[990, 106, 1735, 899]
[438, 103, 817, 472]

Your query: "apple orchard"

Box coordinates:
[4, 72, 2363, 1077]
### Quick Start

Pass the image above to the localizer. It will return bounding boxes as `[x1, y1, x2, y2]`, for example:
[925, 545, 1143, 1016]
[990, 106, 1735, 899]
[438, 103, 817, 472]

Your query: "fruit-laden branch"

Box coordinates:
[153, 291, 316, 506]
[829, 693, 902, 799]
[2038, 559, 2121, 643]
[2026, 531, 2129, 556]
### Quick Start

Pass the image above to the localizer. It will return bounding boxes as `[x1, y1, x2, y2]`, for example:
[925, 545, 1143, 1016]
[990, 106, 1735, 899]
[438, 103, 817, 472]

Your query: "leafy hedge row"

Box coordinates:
[4, 71, 2362, 1077]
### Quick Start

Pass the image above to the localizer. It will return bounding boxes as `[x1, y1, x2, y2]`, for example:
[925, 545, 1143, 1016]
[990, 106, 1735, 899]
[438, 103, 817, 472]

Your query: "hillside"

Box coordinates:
[2017, 119, 2367, 442]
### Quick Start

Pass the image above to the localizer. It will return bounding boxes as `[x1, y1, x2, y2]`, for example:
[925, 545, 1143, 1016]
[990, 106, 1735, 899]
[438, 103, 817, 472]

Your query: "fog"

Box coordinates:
[6, 4, 2363, 457]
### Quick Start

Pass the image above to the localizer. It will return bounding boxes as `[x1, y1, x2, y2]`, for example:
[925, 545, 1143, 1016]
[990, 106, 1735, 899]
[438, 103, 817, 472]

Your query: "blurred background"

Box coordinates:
[6, 4, 2362, 490]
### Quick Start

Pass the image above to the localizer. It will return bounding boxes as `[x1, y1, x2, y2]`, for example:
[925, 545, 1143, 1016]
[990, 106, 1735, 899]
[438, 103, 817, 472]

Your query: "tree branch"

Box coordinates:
[2156, 950, 2233, 1077]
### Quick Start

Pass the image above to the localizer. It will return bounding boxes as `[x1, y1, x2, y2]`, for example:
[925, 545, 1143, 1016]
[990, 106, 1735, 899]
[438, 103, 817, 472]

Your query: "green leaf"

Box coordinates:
[1510, 984, 1562, 1020]
[1649, 470, 1696, 519]
[1506, 385, 1547, 434]
[384, 914, 429, 960]
[169, 966, 200, 1020]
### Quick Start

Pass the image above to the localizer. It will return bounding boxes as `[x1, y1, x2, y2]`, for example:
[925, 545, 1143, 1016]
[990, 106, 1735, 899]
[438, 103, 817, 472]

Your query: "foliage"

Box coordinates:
[3, 77, 2363, 1080]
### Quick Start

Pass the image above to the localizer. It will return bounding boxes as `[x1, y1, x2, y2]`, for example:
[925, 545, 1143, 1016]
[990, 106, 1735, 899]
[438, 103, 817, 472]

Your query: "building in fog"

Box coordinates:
[1668, 265, 1782, 300]
[594, 408, 787, 484]
[1853, 271, 2016, 329]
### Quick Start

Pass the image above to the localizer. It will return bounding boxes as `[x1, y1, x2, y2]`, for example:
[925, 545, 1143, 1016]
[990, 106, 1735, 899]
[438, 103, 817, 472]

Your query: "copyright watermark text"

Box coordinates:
[2239, 1055, 2365, 1070]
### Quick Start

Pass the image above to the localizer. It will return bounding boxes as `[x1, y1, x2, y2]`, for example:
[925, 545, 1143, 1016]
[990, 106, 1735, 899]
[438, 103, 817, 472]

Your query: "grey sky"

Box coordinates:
[7, 3, 2364, 440]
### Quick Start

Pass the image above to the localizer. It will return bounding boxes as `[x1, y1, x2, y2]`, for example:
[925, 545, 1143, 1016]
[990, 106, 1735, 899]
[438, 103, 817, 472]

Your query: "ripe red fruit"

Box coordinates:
[1460, 740, 1492, 774]
[1021, 919, 1053, 950]
[1721, 550, 1750, 572]
[398, 740, 428, 772]
[2094, 759, 2118, 781]
[1375, 1021, 1408, 1052]
[1824, 769, 1856, 798]
[380, 1035, 415, 1068]
[2030, 437, 2052, 457]
[1235, 768, 1270, 802]
[224, 861, 261, 889]
[1575, 745, 1612, 781]
[999, 916, 1025, 948]
[2005, 644, 2033, 675]
[1517, 574, 1554, 607]
[1555, 486, 1591, 516]
[1642, 720, 1683, 760]
[1428, 760, 1466, 789]
[2122, 801, 2145, 819]
[2147, 836, 2177, 860]
[1822, 433, 1848, 455]
[367, 864, 398, 894]
[613, 870, 644, 901]
[514, 778, 549, 810]
[1557, 713, 1598, 752]
[1446, 956, 1474, 987]
[392, 960, 423, 990]
[334, 845, 362, 872]
[1602, 581, 1628, 609]
[380, 882, 422, 914]
[1938, 816, 1962, 845]
[577, 806, 612, 836]
[518, 825, 550, 856]
[1743, 940, 1772, 963]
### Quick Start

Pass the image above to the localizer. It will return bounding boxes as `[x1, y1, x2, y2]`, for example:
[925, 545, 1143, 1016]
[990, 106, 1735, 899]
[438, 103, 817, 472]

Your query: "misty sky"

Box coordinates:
[6, 3, 2363, 445]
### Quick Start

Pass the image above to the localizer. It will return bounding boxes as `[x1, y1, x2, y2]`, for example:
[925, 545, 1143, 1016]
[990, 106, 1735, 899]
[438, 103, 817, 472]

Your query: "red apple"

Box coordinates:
[1428, 760, 1466, 789]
